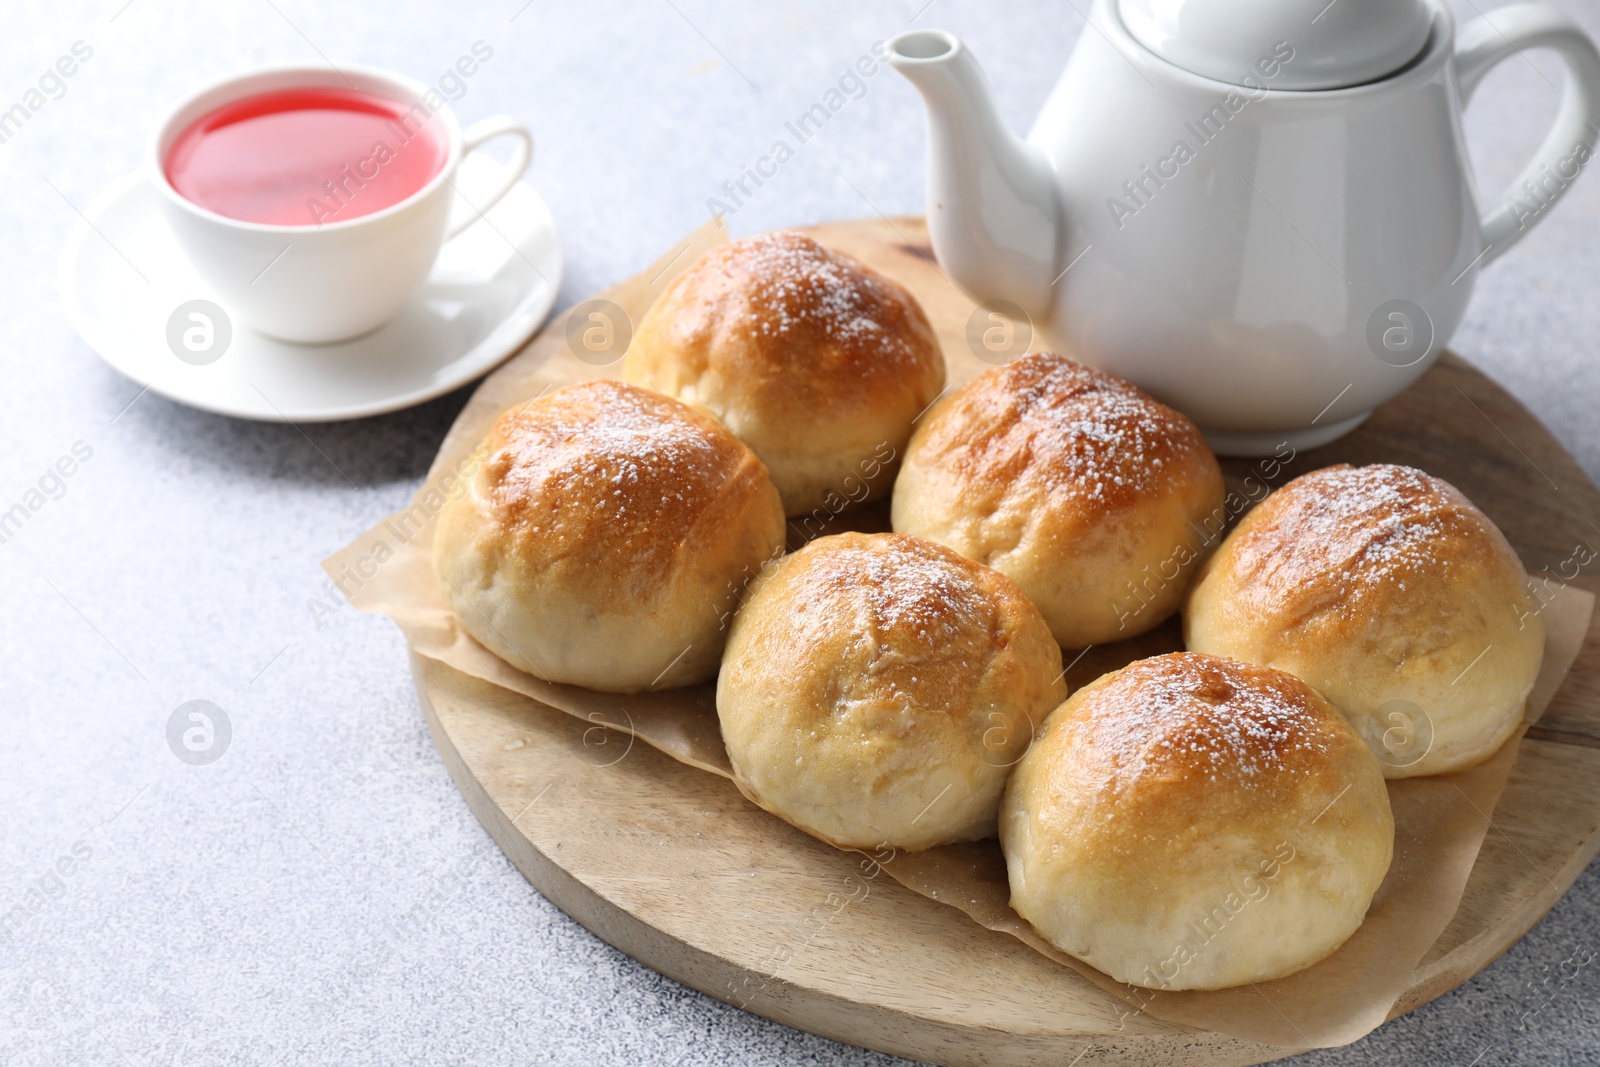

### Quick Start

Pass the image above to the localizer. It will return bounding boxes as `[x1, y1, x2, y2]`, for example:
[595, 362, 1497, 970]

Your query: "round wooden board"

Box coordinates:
[413, 217, 1600, 1065]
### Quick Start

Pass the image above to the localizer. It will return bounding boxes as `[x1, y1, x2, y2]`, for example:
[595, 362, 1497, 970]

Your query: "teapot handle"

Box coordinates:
[1454, 4, 1600, 266]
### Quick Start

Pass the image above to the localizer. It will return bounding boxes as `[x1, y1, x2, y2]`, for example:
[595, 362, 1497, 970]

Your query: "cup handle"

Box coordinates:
[447, 116, 535, 239]
[1454, 4, 1600, 266]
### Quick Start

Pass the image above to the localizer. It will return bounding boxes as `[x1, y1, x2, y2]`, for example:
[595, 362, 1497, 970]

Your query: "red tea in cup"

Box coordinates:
[165, 87, 449, 227]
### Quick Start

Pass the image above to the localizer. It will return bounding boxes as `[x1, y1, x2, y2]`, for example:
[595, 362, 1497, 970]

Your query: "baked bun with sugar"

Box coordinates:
[1184, 463, 1544, 778]
[1001, 652, 1393, 991]
[623, 231, 946, 517]
[718, 532, 1066, 851]
[433, 379, 785, 693]
[892, 351, 1224, 647]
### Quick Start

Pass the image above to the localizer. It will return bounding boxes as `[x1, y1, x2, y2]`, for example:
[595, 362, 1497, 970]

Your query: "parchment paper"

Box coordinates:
[326, 218, 1596, 1050]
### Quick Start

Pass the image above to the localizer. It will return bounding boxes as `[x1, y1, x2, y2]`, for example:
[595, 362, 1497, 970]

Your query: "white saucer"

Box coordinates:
[59, 153, 563, 422]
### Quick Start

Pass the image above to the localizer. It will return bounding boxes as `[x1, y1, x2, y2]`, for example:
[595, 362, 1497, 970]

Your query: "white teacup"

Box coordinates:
[151, 65, 532, 344]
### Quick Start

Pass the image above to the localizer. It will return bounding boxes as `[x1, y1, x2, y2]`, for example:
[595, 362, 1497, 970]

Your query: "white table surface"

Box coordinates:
[3, 1, 1598, 1063]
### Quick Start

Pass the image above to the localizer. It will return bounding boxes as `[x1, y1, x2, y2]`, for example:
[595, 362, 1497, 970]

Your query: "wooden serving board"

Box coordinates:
[413, 218, 1600, 1065]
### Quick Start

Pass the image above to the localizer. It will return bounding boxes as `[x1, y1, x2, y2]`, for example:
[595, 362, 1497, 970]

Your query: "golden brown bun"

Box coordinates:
[1001, 653, 1393, 991]
[1184, 463, 1544, 778]
[433, 379, 786, 693]
[892, 352, 1224, 647]
[718, 532, 1066, 851]
[623, 231, 946, 517]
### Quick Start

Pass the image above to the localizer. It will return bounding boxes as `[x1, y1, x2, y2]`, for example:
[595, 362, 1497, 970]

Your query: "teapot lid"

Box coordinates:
[1117, 0, 1434, 90]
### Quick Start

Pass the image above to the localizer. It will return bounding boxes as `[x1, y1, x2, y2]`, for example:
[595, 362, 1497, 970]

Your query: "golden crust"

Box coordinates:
[433, 380, 786, 692]
[1001, 652, 1394, 990]
[718, 532, 1067, 851]
[624, 231, 946, 515]
[1193, 463, 1516, 624]
[1184, 464, 1544, 777]
[1033, 654, 1367, 815]
[472, 379, 772, 595]
[904, 351, 1204, 513]
[893, 352, 1224, 646]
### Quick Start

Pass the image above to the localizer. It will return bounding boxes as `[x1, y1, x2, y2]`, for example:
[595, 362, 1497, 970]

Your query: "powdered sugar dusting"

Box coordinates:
[485, 380, 731, 536]
[791, 533, 989, 649]
[702, 231, 929, 374]
[1081, 654, 1332, 795]
[1241, 463, 1472, 603]
[1001, 353, 1202, 505]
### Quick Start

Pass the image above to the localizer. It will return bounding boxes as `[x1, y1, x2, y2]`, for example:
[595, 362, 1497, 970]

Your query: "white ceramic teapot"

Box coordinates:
[889, 0, 1600, 455]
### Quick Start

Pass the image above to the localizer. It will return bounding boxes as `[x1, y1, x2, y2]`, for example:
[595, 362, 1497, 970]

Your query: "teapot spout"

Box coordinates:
[889, 30, 1062, 316]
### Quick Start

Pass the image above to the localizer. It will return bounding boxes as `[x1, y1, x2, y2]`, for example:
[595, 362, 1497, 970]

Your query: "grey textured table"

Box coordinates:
[3, 1, 1597, 1064]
